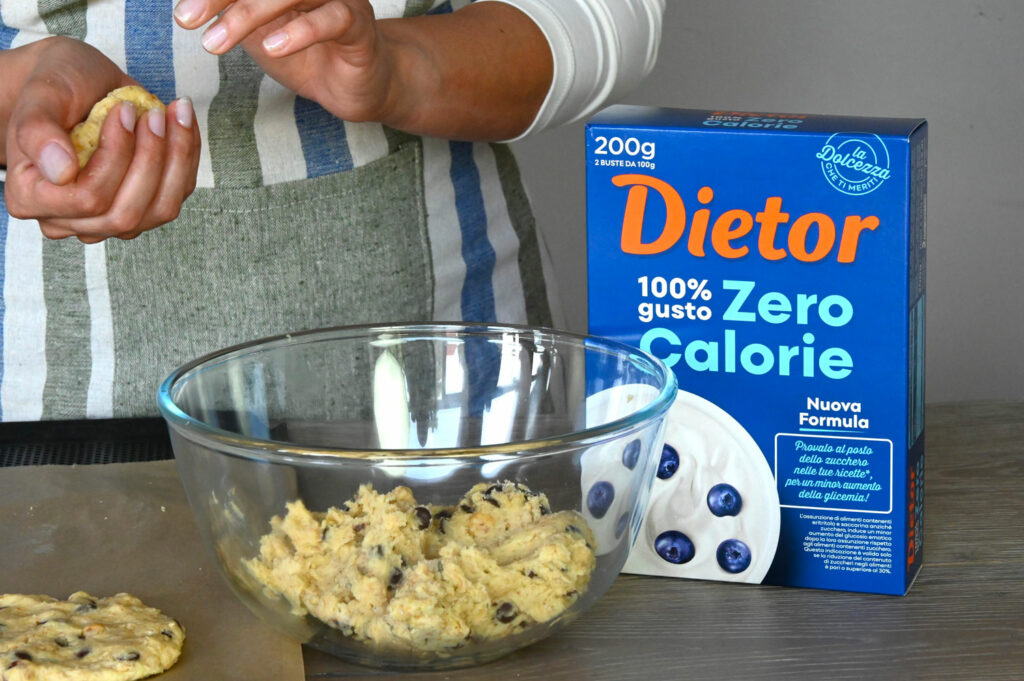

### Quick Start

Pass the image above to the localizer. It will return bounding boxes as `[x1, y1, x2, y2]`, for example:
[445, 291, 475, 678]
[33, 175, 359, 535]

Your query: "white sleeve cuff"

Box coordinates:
[477, 0, 665, 141]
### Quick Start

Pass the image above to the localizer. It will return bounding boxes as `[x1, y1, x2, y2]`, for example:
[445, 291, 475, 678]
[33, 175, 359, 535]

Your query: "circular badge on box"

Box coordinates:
[816, 132, 891, 196]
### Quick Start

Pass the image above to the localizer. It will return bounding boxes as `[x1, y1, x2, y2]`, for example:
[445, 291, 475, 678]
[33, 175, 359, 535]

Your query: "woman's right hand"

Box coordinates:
[2, 36, 201, 243]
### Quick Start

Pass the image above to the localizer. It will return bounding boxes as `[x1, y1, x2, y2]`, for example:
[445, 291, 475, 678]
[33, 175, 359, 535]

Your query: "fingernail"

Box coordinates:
[175, 97, 194, 129]
[120, 101, 137, 131]
[173, 0, 203, 24]
[263, 30, 289, 52]
[39, 142, 73, 183]
[148, 109, 166, 138]
[201, 23, 227, 52]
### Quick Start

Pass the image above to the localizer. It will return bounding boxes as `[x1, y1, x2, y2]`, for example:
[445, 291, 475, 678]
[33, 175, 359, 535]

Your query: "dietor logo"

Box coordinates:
[816, 133, 891, 196]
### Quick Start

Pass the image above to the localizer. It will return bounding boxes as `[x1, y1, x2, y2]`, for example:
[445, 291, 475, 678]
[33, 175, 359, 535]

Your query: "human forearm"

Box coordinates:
[375, 2, 553, 141]
[0, 40, 43, 166]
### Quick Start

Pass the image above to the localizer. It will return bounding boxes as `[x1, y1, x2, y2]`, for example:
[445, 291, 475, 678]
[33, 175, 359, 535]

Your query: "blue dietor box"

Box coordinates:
[585, 106, 926, 595]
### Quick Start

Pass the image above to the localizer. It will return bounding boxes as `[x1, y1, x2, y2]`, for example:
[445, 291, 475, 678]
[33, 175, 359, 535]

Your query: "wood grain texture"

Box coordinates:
[303, 402, 1024, 680]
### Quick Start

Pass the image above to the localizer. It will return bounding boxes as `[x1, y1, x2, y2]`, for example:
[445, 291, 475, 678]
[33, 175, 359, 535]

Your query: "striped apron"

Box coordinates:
[0, 0, 556, 420]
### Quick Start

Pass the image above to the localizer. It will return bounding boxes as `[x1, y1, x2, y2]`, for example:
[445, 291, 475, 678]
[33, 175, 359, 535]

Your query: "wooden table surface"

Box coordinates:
[303, 401, 1024, 680]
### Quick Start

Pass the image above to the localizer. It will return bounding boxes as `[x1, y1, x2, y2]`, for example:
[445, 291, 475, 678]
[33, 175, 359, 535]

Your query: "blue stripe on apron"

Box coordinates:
[449, 141, 498, 417]
[0, 20, 16, 49]
[428, 2, 453, 15]
[295, 96, 353, 178]
[0, 20, 15, 421]
[125, 0, 177, 103]
[450, 141, 495, 322]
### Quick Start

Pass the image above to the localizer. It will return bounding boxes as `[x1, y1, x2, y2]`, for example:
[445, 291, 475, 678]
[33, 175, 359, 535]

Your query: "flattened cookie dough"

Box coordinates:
[247, 481, 596, 653]
[70, 86, 166, 168]
[0, 592, 184, 681]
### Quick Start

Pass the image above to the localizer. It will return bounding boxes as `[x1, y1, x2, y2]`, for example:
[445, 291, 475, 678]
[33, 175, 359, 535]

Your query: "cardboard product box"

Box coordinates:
[585, 106, 926, 595]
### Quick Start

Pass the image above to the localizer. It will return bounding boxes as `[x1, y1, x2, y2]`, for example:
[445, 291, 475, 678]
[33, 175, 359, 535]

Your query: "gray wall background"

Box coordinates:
[512, 0, 1024, 403]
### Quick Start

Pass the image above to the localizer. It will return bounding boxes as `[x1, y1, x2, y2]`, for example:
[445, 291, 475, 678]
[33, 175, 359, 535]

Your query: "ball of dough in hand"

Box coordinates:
[70, 85, 166, 168]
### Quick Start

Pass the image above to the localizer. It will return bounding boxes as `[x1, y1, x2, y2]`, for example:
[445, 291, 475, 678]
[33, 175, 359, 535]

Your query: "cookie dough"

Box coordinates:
[70, 86, 166, 168]
[0, 591, 184, 681]
[246, 481, 596, 652]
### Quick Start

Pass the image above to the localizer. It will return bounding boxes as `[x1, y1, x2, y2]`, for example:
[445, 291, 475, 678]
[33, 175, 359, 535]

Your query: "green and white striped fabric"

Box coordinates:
[0, 0, 556, 421]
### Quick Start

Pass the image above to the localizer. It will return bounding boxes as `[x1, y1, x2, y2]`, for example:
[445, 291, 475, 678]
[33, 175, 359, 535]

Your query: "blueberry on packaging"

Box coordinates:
[707, 483, 742, 517]
[587, 105, 926, 595]
[655, 531, 695, 564]
[716, 540, 752, 574]
[656, 445, 679, 479]
[622, 439, 642, 470]
[587, 481, 615, 519]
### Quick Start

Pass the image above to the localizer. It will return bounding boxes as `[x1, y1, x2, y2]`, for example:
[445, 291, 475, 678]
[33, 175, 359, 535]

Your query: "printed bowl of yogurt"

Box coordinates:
[584, 388, 780, 583]
[157, 322, 677, 670]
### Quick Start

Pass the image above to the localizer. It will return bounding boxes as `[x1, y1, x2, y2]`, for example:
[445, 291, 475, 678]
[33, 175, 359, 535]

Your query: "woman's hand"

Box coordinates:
[2, 37, 201, 243]
[173, 0, 552, 141]
[175, 0, 400, 124]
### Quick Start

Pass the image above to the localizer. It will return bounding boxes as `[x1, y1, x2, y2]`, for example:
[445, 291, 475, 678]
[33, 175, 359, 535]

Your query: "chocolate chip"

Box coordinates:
[374, 544, 385, 557]
[353, 523, 366, 533]
[388, 567, 404, 589]
[340, 503, 350, 512]
[55, 637, 71, 647]
[540, 504, 551, 516]
[116, 652, 141, 661]
[495, 602, 518, 623]
[321, 527, 330, 541]
[6, 661, 19, 671]
[485, 484, 503, 496]
[526, 570, 537, 579]
[460, 503, 474, 514]
[74, 599, 97, 613]
[567, 525, 581, 534]
[161, 630, 174, 639]
[565, 590, 579, 598]
[76, 649, 90, 659]
[484, 496, 500, 507]
[413, 506, 432, 530]
[14, 651, 32, 661]
[434, 510, 452, 533]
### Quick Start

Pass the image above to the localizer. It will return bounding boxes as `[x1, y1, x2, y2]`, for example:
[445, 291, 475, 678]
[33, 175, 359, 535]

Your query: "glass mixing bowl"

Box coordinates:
[157, 323, 676, 670]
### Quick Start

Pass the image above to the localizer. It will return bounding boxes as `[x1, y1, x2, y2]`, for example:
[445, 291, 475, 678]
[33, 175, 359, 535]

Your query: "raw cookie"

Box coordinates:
[0, 591, 184, 681]
[246, 481, 596, 653]
[70, 86, 166, 168]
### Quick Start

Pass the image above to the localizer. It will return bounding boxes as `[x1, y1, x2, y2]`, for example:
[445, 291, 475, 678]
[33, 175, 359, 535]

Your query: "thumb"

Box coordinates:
[11, 86, 81, 185]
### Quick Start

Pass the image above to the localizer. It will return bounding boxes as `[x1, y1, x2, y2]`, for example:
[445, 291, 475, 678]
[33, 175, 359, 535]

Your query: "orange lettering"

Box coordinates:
[711, 209, 753, 258]
[789, 213, 836, 262]
[838, 216, 880, 263]
[614, 174, 685, 255]
[756, 196, 789, 261]
[688, 186, 714, 256]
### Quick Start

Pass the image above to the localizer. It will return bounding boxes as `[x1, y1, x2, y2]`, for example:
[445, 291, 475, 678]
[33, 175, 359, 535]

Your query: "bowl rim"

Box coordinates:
[156, 321, 677, 464]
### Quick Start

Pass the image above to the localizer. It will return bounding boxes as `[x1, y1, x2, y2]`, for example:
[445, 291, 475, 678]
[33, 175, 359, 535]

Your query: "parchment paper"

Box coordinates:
[0, 460, 305, 681]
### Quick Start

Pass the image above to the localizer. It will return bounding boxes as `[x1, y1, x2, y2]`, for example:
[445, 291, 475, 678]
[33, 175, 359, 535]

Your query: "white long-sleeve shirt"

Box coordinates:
[489, 0, 665, 138]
